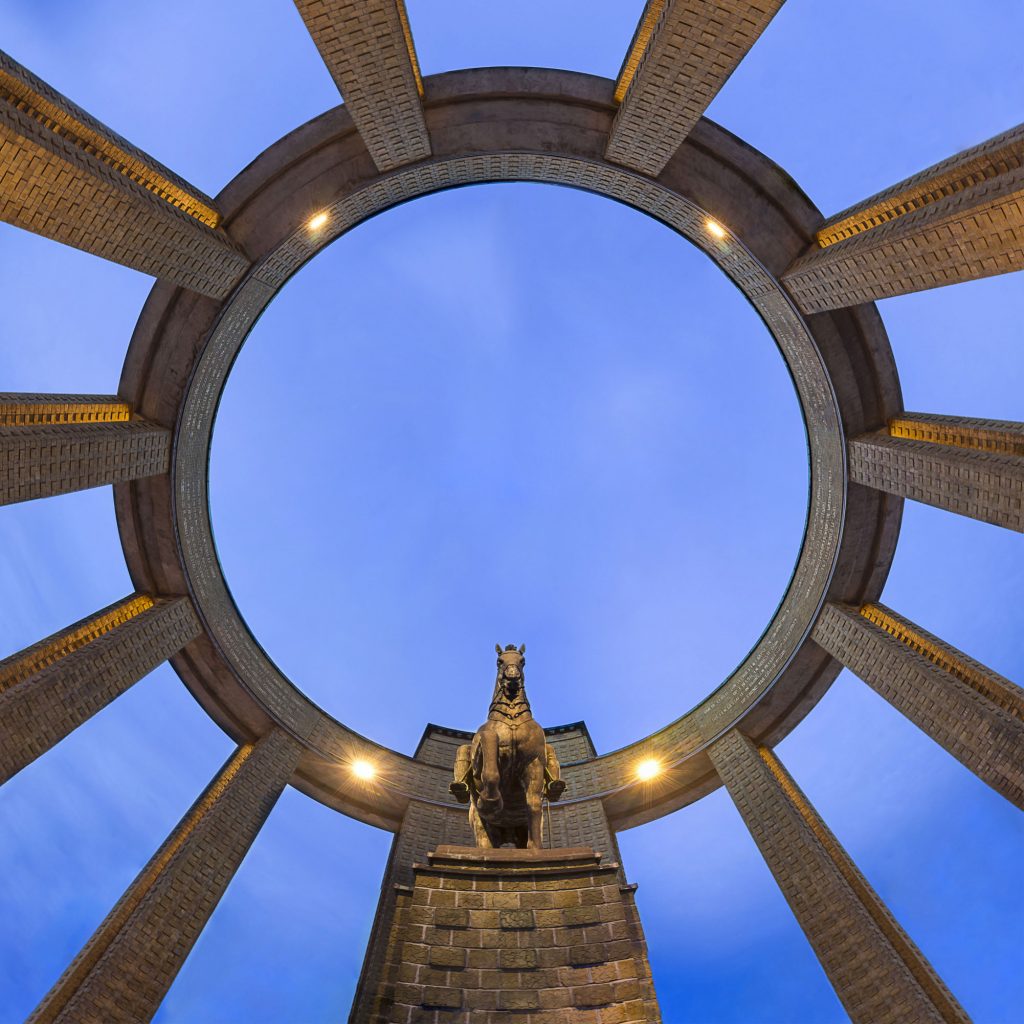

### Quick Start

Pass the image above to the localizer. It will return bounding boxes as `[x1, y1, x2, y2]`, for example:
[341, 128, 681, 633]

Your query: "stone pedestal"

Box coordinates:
[367, 846, 660, 1024]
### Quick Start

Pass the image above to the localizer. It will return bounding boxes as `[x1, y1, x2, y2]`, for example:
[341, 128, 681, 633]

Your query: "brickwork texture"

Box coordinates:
[376, 846, 660, 1024]
[783, 121, 1024, 311]
[0, 50, 248, 298]
[607, 0, 783, 176]
[293, 0, 430, 171]
[28, 729, 303, 1024]
[813, 602, 1024, 808]
[0, 407, 170, 506]
[0, 595, 200, 784]
[708, 729, 969, 1024]
[848, 423, 1024, 532]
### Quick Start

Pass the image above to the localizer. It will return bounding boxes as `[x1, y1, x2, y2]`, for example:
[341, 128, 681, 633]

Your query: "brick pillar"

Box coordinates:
[0, 395, 170, 506]
[27, 728, 303, 1024]
[379, 846, 661, 1023]
[0, 50, 248, 298]
[707, 729, 969, 1024]
[0, 594, 200, 783]
[607, 0, 783, 176]
[847, 415, 1024, 532]
[813, 602, 1024, 808]
[783, 122, 1024, 311]
[292, 0, 430, 171]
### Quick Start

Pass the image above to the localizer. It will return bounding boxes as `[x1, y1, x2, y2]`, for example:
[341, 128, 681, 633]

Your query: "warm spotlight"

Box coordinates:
[308, 211, 329, 231]
[705, 218, 727, 239]
[352, 759, 376, 780]
[636, 758, 661, 781]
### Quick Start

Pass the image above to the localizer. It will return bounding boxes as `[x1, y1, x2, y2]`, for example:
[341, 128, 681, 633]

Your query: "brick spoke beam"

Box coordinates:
[27, 729, 303, 1024]
[293, 1, 430, 171]
[606, 0, 784, 176]
[783, 122, 1024, 312]
[848, 413, 1024, 532]
[0, 594, 200, 784]
[0, 394, 170, 506]
[813, 602, 1024, 809]
[708, 729, 970, 1024]
[0, 50, 249, 298]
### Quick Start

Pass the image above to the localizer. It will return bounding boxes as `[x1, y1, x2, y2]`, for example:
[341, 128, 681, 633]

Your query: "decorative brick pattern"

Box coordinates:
[28, 729, 303, 1024]
[0, 412, 170, 506]
[178, 148, 845, 809]
[783, 122, 1024, 311]
[0, 50, 248, 298]
[0, 596, 200, 784]
[377, 846, 660, 1023]
[708, 730, 969, 1024]
[888, 413, 1024, 457]
[606, 0, 784, 176]
[293, 0, 430, 172]
[813, 602, 1024, 808]
[0, 394, 130, 425]
[848, 426, 1024, 532]
[352, 798, 474, 1024]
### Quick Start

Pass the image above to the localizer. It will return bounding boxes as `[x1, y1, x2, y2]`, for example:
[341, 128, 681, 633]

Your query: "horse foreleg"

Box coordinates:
[477, 725, 502, 814]
[469, 800, 493, 848]
[524, 758, 546, 850]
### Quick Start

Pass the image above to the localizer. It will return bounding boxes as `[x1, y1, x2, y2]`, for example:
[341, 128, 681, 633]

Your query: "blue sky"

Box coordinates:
[1, 2, 1022, 1022]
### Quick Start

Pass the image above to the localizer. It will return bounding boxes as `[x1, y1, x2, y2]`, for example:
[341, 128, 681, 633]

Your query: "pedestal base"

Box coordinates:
[370, 845, 661, 1023]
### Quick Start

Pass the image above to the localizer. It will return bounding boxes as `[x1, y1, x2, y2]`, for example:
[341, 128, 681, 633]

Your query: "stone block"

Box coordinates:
[428, 946, 466, 969]
[433, 907, 469, 929]
[498, 947, 537, 970]
[421, 986, 462, 1010]
[499, 910, 535, 930]
[498, 990, 540, 1011]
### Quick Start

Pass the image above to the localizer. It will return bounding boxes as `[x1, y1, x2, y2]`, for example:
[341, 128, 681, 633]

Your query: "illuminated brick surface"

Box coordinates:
[0, 51, 248, 298]
[607, 0, 783, 176]
[784, 122, 1024, 311]
[370, 846, 659, 1024]
[708, 730, 969, 1024]
[293, 0, 429, 171]
[28, 729, 303, 1024]
[0, 596, 199, 783]
[848, 423, 1024, 532]
[813, 602, 1024, 808]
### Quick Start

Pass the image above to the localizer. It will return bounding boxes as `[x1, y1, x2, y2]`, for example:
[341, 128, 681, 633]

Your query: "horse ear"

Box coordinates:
[519, 643, 526, 656]
[495, 643, 503, 655]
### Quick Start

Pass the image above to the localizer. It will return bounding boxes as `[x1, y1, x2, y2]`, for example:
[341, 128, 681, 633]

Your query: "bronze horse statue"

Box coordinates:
[451, 644, 566, 848]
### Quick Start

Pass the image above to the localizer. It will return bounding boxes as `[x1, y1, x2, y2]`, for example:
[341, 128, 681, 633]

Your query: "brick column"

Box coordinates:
[847, 415, 1024, 532]
[292, 1, 430, 171]
[0, 594, 200, 783]
[708, 729, 969, 1024]
[0, 395, 169, 505]
[0, 50, 248, 298]
[606, 0, 784, 176]
[813, 602, 1024, 809]
[27, 728, 304, 1024]
[783, 122, 1024, 311]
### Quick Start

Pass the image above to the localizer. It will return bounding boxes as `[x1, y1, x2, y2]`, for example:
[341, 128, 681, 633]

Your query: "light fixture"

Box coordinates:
[636, 758, 661, 781]
[705, 218, 727, 239]
[351, 759, 376, 780]
[308, 211, 329, 231]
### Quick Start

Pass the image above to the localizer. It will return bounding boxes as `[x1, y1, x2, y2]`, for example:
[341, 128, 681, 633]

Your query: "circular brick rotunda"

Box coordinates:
[1, 4, 1021, 1023]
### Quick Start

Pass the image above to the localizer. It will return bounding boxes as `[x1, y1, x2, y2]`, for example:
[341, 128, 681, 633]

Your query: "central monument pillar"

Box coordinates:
[350, 722, 659, 1022]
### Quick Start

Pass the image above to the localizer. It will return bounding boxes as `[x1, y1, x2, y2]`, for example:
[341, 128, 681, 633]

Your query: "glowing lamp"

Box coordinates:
[308, 211, 329, 231]
[352, 759, 376, 780]
[705, 218, 727, 239]
[636, 758, 661, 781]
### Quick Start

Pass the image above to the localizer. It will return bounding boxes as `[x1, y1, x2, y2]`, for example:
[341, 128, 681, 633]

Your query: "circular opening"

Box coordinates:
[209, 184, 808, 753]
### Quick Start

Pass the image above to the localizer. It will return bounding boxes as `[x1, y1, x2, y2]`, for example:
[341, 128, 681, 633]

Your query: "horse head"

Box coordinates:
[493, 643, 527, 704]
